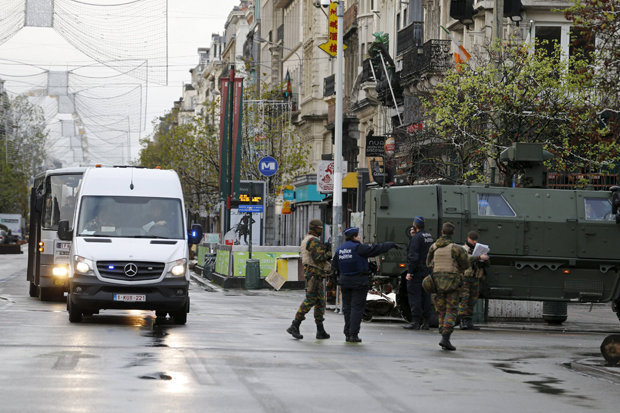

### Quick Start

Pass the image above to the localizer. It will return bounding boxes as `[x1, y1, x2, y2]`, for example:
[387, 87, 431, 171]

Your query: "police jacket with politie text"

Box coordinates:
[332, 240, 397, 289]
[407, 230, 433, 276]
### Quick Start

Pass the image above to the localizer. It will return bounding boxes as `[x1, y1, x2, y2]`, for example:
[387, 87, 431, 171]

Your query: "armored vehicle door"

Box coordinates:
[576, 192, 618, 259]
[468, 188, 525, 255]
[439, 187, 468, 240]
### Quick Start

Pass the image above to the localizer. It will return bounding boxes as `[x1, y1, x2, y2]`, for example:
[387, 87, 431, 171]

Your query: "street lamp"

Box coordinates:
[255, 37, 303, 104]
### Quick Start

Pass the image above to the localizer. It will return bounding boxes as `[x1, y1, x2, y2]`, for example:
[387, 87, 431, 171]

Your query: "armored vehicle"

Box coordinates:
[363, 144, 620, 326]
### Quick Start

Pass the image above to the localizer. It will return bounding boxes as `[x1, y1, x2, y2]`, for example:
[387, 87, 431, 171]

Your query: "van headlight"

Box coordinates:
[74, 256, 94, 276]
[168, 258, 187, 277]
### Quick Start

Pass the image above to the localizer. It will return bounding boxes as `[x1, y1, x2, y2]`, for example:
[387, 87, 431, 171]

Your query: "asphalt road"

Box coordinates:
[1, 250, 619, 413]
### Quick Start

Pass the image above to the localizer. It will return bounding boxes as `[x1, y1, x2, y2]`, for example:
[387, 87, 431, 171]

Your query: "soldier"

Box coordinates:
[459, 231, 490, 330]
[403, 216, 434, 330]
[286, 219, 332, 340]
[426, 222, 470, 351]
[332, 227, 399, 343]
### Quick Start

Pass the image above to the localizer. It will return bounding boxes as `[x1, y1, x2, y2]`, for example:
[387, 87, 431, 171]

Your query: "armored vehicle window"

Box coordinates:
[477, 194, 516, 217]
[584, 198, 613, 221]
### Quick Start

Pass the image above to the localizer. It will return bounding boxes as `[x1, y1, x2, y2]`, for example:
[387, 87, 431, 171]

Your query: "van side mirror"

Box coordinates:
[188, 224, 203, 245]
[57, 220, 73, 241]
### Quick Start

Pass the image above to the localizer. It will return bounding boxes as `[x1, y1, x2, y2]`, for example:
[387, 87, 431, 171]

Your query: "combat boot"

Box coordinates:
[346, 335, 362, 343]
[420, 320, 429, 330]
[316, 322, 330, 339]
[439, 333, 456, 351]
[287, 319, 303, 339]
[460, 318, 480, 330]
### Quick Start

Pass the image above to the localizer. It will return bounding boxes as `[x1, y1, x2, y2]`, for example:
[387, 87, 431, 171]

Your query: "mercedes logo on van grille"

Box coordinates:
[124, 263, 138, 277]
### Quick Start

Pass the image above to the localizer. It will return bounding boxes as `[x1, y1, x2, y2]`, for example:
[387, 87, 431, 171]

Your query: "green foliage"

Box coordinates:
[0, 94, 47, 215]
[421, 31, 620, 183]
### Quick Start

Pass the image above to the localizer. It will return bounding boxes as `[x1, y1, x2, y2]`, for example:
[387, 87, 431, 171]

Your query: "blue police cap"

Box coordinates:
[344, 227, 359, 236]
[414, 216, 425, 226]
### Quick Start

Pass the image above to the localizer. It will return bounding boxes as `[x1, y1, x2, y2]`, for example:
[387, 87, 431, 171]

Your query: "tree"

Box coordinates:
[418, 32, 620, 185]
[0, 94, 47, 215]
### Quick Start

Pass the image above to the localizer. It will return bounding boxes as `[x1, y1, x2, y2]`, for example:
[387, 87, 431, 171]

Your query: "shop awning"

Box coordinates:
[342, 172, 358, 189]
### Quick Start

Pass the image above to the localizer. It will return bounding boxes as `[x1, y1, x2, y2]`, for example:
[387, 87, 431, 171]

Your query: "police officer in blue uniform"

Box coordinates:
[332, 227, 399, 343]
[403, 216, 434, 330]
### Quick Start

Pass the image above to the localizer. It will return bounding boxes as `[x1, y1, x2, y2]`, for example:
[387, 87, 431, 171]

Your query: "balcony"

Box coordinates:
[344, 2, 358, 35]
[396, 22, 424, 57]
[399, 39, 452, 84]
[323, 74, 335, 97]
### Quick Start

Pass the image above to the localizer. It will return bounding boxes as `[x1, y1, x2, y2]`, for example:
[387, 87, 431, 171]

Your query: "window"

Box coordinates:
[477, 194, 517, 217]
[535, 26, 561, 60]
[584, 198, 614, 221]
[42, 174, 82, 230]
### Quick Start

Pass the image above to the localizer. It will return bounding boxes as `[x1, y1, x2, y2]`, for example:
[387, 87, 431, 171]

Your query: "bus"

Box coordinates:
[27, 167, 86, 301]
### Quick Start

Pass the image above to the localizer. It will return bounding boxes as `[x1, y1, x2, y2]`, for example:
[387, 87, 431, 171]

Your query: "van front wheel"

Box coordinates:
[68, 299, 83, 323]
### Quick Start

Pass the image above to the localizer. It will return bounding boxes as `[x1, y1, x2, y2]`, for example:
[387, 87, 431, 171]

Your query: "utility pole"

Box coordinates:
[332, 0, 344, 252]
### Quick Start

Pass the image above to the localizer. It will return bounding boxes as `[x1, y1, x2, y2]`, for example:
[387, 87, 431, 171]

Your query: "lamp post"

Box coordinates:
[333, 0, 344, 251]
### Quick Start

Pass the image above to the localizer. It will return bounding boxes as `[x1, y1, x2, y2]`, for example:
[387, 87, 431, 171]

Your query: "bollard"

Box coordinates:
[245, 259, 261, 290]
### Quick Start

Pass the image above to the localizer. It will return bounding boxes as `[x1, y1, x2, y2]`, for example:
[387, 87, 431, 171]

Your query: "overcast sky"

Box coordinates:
[0, 0, 240, 162]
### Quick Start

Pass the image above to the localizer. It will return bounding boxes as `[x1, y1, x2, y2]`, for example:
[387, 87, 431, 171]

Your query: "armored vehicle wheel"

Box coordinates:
[542, 301, 567, 325]
[68, 300, 83, 323]
[600, 334, 620, 366]
[29, 282, 39, 297]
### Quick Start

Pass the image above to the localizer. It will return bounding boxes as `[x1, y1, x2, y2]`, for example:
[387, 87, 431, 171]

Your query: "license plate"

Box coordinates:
[113, 294, 146, 302]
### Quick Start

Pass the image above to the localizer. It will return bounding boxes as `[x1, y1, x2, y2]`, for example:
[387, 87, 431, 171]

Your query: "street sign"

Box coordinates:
[258, 156, 278, 177]
[318, 1, 347, 57]
[238, 205, 264, 213]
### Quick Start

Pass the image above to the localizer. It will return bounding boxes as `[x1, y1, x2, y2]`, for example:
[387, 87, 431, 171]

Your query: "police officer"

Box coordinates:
[403, 216, 434, 330]
[332, 227, 399, 343]
[459, 231, 489, 330]
[287, 219, 332, 340]
[426, 222, 470, 351]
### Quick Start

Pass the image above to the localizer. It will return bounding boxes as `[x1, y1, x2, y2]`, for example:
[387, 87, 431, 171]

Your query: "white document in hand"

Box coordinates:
[472, 243, 490, 257]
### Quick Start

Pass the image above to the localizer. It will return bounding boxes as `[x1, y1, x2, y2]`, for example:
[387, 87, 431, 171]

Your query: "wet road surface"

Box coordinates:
[1, 251, 619, 412]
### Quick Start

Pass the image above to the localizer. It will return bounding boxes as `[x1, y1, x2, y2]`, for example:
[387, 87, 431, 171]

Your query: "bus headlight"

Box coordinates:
[168, 259, 187, 277]
[53, 266, 68, 277]
[74, 256, 94, 275]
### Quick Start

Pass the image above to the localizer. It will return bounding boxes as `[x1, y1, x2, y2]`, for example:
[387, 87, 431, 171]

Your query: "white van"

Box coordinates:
[58, 166, 202, 324]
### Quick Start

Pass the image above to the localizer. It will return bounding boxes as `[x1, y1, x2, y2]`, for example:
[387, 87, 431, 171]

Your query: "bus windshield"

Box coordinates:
[42, 174, 82, 230]
[76, 196, 184, 239]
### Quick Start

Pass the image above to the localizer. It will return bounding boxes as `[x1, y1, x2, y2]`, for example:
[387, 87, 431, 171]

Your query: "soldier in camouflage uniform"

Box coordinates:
[287, 219, 332, 340]
[426, 222, 470, 351]
[459, 231, 490, 330]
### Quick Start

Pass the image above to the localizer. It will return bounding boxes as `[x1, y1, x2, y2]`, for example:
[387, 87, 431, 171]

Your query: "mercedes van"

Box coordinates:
[58, 166, 202, 324]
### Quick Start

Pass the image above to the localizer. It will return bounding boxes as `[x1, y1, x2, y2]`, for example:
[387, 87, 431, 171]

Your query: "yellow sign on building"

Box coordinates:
[318, 1, 347, 57]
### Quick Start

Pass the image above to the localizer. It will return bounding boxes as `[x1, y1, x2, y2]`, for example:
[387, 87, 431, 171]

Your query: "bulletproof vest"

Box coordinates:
[432, 243, 459, 274]
[300, 234, 330, 272]
[336, 240, 369, 276]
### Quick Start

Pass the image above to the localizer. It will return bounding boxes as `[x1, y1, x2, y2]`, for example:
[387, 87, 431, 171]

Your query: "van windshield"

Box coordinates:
[76, 196, 184, 239]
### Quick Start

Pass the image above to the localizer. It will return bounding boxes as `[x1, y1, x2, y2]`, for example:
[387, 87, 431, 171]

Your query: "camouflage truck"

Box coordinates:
[363, 145, 620, 327]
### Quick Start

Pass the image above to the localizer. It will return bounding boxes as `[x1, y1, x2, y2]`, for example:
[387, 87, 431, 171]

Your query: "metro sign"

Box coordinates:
[258, 156, 278, 177]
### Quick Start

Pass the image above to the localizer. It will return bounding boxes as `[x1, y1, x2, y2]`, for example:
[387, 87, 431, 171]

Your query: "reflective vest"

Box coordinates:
[336, 240, 369, 276]
[432, 243, 459, 274]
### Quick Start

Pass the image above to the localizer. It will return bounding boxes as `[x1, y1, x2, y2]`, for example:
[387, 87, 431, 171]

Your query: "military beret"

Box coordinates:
[414, 216, 425, 226]
[309, 219, 323, 228]
[344, 227, 359, 236]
